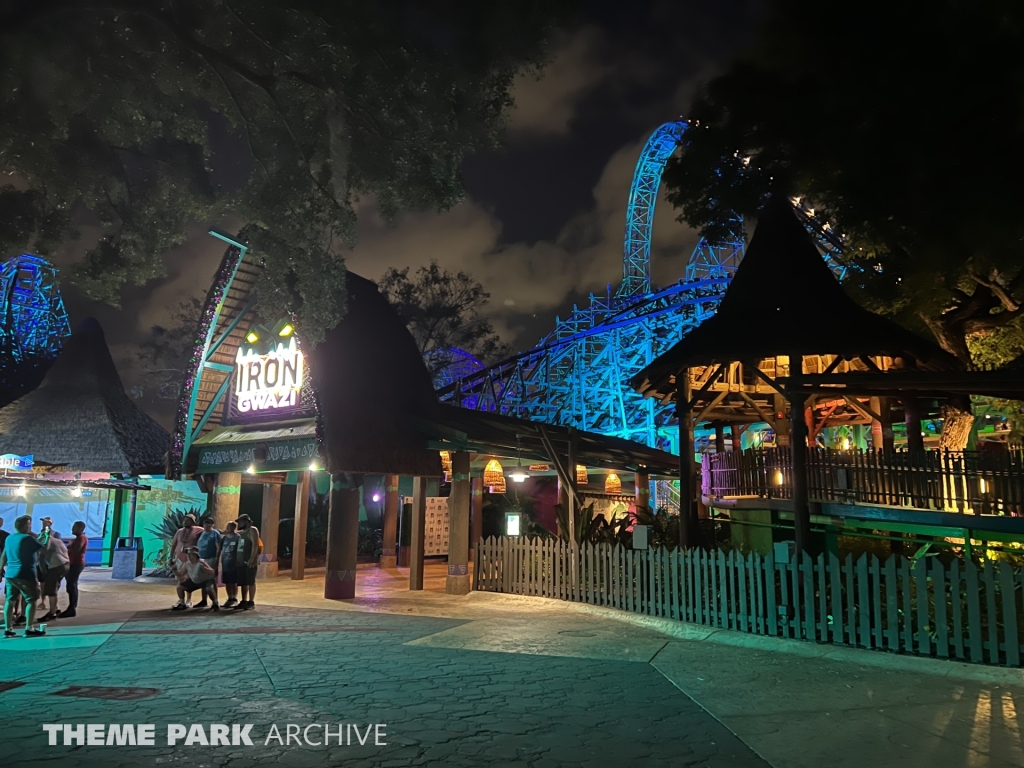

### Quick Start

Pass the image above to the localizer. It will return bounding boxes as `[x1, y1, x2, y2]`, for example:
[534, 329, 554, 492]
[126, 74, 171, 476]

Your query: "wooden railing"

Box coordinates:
[701, 447, 1024, 515]
[475, 536, 1024, 667]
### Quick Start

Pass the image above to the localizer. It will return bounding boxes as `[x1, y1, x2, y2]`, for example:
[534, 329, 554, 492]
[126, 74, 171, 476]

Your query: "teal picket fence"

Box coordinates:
[474, 536, 1024, 667]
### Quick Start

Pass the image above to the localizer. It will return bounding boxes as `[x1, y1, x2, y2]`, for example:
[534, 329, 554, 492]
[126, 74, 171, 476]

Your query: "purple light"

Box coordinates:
[372, 493, 380, 503]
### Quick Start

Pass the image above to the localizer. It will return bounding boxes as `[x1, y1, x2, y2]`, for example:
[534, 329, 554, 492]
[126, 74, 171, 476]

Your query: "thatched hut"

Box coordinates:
[0, 317, 168, 474]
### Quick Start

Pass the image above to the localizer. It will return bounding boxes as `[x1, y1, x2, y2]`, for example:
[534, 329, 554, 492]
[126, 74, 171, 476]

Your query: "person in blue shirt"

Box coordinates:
[194, 517, 222, 609]
[0, 515, 48, 637]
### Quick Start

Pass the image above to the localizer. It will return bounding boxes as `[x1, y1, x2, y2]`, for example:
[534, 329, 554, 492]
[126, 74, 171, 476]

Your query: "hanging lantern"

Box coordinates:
[439, 450, 452, 473]
[604, 472, 622, 494]
[483, 458, 504, 487]
[490, 475, 507, 494]
[576, 464, 589, 485]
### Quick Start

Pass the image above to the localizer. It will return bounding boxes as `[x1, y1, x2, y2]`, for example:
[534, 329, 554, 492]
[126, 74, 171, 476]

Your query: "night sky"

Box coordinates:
[55, 0, 762, 427]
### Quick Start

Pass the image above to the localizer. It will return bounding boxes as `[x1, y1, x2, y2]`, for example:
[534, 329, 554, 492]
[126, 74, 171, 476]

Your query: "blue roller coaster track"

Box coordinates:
[0, 254, 72, 402]
[434, 121, 842, 459]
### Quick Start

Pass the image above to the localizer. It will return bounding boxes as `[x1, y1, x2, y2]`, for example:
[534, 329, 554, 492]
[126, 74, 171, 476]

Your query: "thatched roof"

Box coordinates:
[634, 198, 960, 400]
[0, 318, 168, 474]
[309, 272, 441, 476]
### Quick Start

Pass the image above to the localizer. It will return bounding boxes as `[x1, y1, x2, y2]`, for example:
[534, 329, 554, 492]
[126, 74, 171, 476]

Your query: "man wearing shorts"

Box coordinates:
[194, 517, 222, 608]
[220, 521, 240, 608]
[233, 514, 260, 610]
[38, 527, 70, 621]
[171, 547, 219, 611]
[0, 515, 47, 637]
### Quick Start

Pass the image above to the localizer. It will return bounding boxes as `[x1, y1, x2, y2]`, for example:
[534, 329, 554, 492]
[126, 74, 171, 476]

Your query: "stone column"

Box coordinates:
[634, 469, 650, 512]
[257, 483, 281, 579]
[409, 476, 427, 590]
[470, 476, 484, 560]
[291, 471, 310, 580]
[325, 474, 361, 600]
[212, 472, 242, 530]
[446, 452, 471, 595]
[380, 474, 400, 569]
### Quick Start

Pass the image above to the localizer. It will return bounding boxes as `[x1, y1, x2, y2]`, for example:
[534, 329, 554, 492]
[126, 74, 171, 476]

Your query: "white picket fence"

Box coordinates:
[474, 536, 1024, 668]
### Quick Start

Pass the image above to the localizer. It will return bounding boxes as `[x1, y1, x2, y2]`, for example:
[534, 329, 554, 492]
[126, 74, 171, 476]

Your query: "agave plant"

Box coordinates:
[146, 506, 205, 576]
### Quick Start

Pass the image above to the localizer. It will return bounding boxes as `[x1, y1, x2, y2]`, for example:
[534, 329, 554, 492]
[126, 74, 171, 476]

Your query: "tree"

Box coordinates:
[134, 296, 204, 403]
[661, 0, 1024, 369]
[0, 0, 570, 343]
[379, 261, 509, 379]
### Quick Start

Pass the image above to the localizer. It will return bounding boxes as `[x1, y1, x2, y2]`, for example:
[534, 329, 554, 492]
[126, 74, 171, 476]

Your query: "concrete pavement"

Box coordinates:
[0, 563, 1021, 767]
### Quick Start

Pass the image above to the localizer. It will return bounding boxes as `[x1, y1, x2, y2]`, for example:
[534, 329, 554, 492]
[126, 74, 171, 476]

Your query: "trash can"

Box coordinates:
[112, 537, 143, 580]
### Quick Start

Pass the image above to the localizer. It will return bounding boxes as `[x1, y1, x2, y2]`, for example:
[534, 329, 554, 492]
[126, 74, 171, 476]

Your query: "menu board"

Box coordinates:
[424, 496, 450, 556]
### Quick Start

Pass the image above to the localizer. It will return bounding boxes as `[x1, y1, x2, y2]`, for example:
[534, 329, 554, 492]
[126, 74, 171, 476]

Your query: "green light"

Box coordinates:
[278, 324, 294, 337]
[245, 331, 259, 344]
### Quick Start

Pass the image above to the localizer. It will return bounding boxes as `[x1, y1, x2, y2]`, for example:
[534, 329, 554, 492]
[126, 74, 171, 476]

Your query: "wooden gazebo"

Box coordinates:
[633, 197, 962, 552]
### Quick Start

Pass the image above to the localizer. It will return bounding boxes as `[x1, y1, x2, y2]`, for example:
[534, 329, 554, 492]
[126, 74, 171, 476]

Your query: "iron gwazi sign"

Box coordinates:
[230, 317, 314, 421]
[235, 336, 303, 413]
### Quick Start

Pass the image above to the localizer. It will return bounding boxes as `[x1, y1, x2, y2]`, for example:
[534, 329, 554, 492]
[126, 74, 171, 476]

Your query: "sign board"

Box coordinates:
[234, 336, 304, 415]
[195, 438, 321, 474]
[0, 453, 33, 471]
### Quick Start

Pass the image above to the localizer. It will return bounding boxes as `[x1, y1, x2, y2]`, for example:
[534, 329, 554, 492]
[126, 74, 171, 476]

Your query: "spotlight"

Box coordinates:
[372, 493, 381, 503]
[247, 464, 256, 475]
[72, 486, 82, 497]
[308, 463, 318, 472]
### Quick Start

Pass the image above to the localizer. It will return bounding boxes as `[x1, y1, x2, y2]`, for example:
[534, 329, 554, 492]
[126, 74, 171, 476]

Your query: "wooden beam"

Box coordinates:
[739, 390, 778, 429]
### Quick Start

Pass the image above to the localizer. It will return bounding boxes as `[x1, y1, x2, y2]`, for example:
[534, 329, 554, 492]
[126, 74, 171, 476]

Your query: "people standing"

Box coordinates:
[220, 521, 240, 608]
[1, 515, 47, 637]
[38, 529, 70, 621]
[0, 516, 8, 553]
[171, 546, 219, 611]
[233, 514, 260, 611]
[170, 514, 203, 564]
[194, 517, 222, 609]
[59, 521, 87, 618]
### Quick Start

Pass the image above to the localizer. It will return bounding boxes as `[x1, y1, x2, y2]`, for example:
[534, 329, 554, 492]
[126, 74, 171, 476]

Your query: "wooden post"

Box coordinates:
[677, 371, 697, 549]
[729, 423, 743, 452]
[558, 432, 579, 538]
[291, 471, 310, 580]
[258, 483, 281, 579]
[470, 476, 484, 559]
[446, 452, 471, 595]
[380, 474, 399, 569]
[714, 422, 726, 453]
[634, 468, 650, 511]
[212, 472, 241, 530]
[870, 396, 894, 453]
[790, 389, 812, 555]
[567, 429, 578, 537]
[904, 396, 925, 454]
[409, 476, 427, 590]
[325, 473, 361, 600]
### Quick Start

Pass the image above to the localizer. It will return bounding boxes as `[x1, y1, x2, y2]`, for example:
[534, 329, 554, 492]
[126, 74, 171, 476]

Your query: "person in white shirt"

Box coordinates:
[38, 523, 70, 622]
[171, 547, 219, 611]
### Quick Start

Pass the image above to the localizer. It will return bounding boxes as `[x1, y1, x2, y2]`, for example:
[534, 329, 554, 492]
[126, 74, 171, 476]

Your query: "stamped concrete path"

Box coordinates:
[0, 563, 1021, 768]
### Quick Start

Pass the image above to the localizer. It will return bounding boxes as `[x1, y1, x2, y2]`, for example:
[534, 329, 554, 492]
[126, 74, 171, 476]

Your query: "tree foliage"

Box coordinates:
[661, 0, 1024, 367]
[379, 261, 509, 378]
[0, 0, 569, 342]
[134, 296, 204, 402]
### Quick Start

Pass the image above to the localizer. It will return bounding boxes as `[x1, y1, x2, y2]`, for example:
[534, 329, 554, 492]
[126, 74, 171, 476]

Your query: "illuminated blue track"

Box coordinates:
[434, 122, 842, 468]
